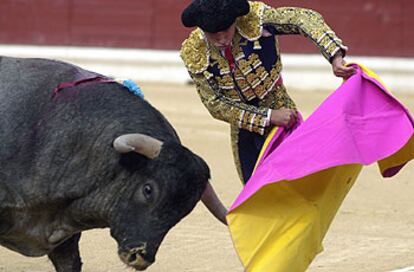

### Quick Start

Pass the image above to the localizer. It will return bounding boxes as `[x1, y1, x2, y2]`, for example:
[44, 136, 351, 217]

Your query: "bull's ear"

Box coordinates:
[112, 134, 163, 159]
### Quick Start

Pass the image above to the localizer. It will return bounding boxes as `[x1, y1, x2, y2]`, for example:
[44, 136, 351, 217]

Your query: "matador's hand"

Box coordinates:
[332, 53, 356, 79]
[270, 108, 297, 129]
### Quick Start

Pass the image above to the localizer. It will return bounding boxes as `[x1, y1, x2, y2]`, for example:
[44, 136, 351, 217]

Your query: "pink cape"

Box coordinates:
[227, 64, 414, 271]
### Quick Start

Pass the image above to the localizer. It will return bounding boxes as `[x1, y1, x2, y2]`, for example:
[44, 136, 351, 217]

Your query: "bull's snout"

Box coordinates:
[119, 244, 153, 271]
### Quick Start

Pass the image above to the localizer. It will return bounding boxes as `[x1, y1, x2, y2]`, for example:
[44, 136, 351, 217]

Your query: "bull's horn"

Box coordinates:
[201, 181, 228, 225]
[113, 134, 163, 159]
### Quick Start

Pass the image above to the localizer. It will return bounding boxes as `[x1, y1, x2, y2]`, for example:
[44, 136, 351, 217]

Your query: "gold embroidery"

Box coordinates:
[254, 85, 265, 97]
[225, 89, 242, 101]
[270, 64, 280, 78]
[235, 52, 245, 61]
[255, 66, 267, 80]
[318, 34, 332, 49]
[254, 40, 262, 50]
[262, 6, 346, 62]
[236, 78, 255, 100]
[256, 85, 269, 98]
[203, 71, 213, 80]
[248, 53, 261, 69]
[211, 48, 231, 75]
[246, 73, 260, 87]
[326, 42, 340, 57]
[238, 59, 253, 75]
[216, 74, 234, 89]
[236, 1, 267, 41]
[253, 62, 283, 98]
[236, 78, 249, 91]
[232, 37, 244, 59]
[257, 84, 296, 111]
[180, 29, 209, 74]
[234, 68, 244, 79]
[242, 112, 251, 129]
[263, 77, 273, 90]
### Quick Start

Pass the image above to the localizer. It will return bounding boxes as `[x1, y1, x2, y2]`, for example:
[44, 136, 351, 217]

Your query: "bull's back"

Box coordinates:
[0, 56, 178, 202]
[0, 57, 87, 160]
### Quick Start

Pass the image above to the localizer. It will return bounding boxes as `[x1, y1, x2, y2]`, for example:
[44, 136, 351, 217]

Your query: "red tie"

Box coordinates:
[224, 46, 235, 72]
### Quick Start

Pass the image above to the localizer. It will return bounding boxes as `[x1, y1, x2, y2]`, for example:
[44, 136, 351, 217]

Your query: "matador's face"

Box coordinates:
[204, 23, 236, 50]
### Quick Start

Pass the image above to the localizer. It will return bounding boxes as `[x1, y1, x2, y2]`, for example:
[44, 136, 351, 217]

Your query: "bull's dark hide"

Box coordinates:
[0, 56, 209, 271]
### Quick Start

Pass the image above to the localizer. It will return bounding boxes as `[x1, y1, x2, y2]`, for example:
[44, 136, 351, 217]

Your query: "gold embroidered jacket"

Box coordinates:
[180, 1, 346, 135]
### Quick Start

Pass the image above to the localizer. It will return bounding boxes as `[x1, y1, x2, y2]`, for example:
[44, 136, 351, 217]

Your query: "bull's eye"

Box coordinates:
[142, 184, 153, 200]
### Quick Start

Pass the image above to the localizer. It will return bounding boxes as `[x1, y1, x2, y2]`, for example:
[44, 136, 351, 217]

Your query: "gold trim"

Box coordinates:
[236, 1, 267, 41]
[180, 28, 209, 74]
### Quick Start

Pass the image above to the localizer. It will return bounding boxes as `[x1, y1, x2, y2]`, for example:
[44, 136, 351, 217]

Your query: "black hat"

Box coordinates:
[181, 0, 250, 33]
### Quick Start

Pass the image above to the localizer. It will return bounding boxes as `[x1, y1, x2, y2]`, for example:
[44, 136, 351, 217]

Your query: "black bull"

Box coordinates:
[0, 56, 212, 271]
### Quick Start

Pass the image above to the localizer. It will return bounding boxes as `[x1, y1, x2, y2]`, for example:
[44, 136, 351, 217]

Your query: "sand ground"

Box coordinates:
[0, 82, 413, 272]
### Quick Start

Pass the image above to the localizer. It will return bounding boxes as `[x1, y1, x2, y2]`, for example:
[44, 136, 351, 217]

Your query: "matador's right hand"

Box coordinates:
[270, 108, 298, 129]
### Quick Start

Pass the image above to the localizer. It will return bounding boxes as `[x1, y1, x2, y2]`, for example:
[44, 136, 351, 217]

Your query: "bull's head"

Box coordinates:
[110, 134, 211, 270]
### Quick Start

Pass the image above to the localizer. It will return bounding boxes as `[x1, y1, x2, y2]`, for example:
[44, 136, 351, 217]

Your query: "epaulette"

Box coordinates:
[236, 1, 267, 41]
[180, 28, 210, 74]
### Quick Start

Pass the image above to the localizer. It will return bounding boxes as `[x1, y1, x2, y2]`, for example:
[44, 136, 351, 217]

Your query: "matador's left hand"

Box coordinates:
[332, 54, 356, 79]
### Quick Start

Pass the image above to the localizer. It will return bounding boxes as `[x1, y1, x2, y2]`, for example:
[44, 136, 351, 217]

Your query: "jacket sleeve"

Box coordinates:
[262, 6, 347, 62]
[190, 72, 270, 135]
